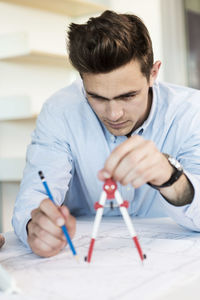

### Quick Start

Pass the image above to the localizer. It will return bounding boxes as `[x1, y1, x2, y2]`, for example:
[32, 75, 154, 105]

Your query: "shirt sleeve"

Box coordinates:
[159, 171, 200, 232]
[159, 115, 200, 232]
[12, 100, 73, 248]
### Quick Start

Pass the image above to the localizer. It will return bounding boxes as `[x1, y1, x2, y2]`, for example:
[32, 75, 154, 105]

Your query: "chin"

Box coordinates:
[108, 127, 131, 136]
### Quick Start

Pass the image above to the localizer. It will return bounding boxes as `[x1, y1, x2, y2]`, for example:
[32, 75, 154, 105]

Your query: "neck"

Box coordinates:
[126, 87, 153, 137]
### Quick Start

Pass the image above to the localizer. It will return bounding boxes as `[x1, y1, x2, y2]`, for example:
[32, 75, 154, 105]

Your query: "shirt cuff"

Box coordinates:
[12, 211, 32, 250]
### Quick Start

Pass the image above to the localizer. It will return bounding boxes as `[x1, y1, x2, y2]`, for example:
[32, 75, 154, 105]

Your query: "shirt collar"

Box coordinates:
[133, 85, 157, 136]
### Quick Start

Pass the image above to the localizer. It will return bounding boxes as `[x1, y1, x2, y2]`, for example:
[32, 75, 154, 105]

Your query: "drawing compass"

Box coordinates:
[85, 178, 146, 263]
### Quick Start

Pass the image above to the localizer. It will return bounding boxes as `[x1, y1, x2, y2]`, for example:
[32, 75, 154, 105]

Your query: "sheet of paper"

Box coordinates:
[1, 217, 200, 300]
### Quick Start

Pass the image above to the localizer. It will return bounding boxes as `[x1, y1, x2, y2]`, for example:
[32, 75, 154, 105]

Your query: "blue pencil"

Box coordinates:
[38, 171, 78, 260]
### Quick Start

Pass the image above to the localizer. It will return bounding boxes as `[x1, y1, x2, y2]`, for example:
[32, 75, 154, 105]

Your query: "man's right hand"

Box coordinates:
[27, 199, 76, 257]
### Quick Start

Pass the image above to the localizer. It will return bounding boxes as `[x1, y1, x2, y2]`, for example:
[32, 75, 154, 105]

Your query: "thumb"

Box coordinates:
[98, 169, 111, 181]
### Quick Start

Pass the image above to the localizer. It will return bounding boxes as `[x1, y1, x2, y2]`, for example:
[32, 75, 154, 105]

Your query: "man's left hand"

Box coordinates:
[98, 135, 173, 188]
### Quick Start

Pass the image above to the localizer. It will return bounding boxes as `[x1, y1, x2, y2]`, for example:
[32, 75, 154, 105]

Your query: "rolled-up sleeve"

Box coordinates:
[12, 100, 73, 248]
[160, 171, 200, 232]
[159, 115, 200, 232]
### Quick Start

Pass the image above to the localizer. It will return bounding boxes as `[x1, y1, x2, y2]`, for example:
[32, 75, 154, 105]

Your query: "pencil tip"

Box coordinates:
[74, 255, 79, 263]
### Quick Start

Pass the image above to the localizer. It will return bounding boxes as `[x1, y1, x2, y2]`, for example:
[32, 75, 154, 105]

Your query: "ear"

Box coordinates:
[149, 60, 161, 86]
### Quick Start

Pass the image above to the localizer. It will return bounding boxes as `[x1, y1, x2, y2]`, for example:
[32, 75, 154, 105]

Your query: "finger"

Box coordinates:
[100, 135, 145, 179]
[28, 233, 52, 253]
[131, 164, 163, 188]
[131, 178, 146, 188]
[121, 153, 158, 185]
[98, 169, 111, 181]
[28, 222, 66, 250]
[28, 234, 65, 258]
[111, 142, 150, 182]
[59, 206, 76, 239]
[130, 152, 173, 187]
[31, 210, 64, 239]
[39, 198, 65, 227]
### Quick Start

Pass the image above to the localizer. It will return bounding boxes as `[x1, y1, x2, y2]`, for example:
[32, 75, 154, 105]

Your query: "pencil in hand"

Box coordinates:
[38, 171, 78, 261]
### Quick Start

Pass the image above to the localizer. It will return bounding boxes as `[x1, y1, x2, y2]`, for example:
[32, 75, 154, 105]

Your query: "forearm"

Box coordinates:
[159, 174, 194, 206]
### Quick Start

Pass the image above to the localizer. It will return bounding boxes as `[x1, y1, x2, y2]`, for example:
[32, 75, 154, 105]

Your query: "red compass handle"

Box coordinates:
[103, 178, 117, 199]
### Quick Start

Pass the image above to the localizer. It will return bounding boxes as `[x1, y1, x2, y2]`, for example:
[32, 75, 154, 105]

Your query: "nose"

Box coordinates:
[106, 100, 124, 122]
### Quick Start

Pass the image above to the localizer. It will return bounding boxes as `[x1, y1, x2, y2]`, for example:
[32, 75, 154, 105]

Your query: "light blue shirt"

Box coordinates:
[13, 79, 200, 248]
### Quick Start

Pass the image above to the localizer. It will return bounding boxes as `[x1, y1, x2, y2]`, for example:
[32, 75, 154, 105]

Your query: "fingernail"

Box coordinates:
[102, 171, 110, 179]
[57, 218, 65, 226]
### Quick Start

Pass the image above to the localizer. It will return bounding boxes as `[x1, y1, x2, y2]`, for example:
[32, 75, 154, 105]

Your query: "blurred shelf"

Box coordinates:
[2, 50, 71, 67]
[0, 32, 71, 67]
[0, 157, 25, 181]
[0, 0, 107, 17]
[0, 114, 37, 122]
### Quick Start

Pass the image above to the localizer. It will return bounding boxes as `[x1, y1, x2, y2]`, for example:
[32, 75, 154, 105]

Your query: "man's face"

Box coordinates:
[82, 59, 158, 136]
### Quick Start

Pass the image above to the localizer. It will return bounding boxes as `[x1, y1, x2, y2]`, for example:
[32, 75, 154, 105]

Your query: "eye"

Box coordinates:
[111, 185, 115, 189]
[88, 94, 108, 101]
[105, 185, 109, 190]
[122, 94, 136, 100]
[93, 96, 101, 100]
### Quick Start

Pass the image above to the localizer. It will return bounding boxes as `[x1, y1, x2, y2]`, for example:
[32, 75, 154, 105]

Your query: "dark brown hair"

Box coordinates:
[67, 10, 153, 79]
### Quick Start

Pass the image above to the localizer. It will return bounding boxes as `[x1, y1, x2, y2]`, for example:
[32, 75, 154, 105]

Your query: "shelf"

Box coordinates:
[0, 0, 107, 17]
[0, 114, 37, 122]
[0, 32, 71, 66]
[0, 157, 25, 181]
[2, 50, 71, 67]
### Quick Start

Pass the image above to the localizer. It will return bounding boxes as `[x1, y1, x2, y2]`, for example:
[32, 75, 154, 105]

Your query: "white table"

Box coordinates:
[1, 217, 200, 300]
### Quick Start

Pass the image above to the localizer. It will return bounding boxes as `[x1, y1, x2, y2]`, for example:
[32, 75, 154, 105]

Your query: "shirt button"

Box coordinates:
[111, 135, 115, 142]
[139, 129, 144, 135]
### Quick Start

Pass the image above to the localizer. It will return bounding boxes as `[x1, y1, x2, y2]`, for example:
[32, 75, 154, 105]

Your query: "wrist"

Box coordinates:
[148, 154, 183, 190]
[160, 173, 194, 206]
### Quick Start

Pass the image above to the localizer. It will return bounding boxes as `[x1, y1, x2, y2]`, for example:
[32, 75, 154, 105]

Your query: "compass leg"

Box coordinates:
[115, 190, 144, 262]
[87, 191, 107, 263]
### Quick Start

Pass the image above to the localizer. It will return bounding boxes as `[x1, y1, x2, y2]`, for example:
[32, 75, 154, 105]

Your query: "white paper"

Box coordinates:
[1, 217, 200, 300]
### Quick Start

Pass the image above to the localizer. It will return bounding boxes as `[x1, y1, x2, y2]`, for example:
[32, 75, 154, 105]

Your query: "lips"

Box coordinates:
[106, 121, 128, 129]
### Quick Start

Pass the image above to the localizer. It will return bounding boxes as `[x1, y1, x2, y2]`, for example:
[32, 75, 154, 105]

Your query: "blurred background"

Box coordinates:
[0, 0, 200, 232]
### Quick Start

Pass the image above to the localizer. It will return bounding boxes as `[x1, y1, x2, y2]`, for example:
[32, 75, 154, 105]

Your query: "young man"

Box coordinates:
[13, 10, 200, 257]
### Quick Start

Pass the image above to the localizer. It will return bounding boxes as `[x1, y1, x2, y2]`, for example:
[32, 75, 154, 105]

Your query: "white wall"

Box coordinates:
[160, 0, 188, 86]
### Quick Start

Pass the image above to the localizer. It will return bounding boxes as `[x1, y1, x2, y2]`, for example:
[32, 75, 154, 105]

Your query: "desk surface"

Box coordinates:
[1, 217, 200, 300]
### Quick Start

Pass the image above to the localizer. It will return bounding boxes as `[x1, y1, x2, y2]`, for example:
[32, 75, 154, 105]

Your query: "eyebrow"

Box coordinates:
[86, 90, 139, 100]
